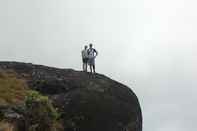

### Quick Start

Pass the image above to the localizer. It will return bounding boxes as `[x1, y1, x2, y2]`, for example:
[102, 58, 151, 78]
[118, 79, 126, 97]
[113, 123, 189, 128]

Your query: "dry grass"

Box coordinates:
[53, 120, 64, 131]
[0, 121, 14, 131]
[0, 70, 28, 106]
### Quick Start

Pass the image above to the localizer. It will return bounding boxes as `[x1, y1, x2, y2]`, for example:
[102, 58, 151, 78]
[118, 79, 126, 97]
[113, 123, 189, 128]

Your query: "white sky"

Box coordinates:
[0, 0, 197, 131]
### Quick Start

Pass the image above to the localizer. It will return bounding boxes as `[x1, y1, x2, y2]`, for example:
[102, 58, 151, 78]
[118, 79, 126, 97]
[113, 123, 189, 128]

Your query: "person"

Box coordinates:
[87, 43, 98, 74]
[81, 45, 89, 72]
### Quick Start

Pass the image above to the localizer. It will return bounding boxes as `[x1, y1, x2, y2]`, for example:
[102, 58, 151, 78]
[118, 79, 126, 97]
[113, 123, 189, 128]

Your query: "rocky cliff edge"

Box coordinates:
[0, 61, 142, 131]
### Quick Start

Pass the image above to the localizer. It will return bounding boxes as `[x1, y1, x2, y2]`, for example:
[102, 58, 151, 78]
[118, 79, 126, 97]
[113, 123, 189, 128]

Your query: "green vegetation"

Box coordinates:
[25, 90, 62, 131]
[0, 70, 63, 131]
[25, 90, 59, 120]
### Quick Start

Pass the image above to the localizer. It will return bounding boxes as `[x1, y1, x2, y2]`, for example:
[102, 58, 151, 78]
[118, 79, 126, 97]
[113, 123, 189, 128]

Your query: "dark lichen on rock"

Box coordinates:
[0, 61, 142, 131]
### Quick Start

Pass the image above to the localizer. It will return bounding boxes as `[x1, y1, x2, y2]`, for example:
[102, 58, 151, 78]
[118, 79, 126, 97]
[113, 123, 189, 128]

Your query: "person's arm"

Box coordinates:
[87, 49, 90, 55]
[94, 49, 98, 56]
[81, 50, 84, 58]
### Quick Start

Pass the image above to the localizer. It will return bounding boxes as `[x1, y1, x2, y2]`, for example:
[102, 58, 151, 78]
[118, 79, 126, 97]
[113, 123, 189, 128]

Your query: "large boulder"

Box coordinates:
[0, 62, 142, 131]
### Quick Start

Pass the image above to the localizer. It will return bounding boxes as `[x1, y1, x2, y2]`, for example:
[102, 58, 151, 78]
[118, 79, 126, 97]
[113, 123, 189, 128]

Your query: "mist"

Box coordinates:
[0, 0, 197, 131]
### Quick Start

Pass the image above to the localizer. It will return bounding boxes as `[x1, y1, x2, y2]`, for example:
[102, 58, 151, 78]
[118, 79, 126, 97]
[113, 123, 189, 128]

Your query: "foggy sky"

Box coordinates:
[0, 0, 197, 131]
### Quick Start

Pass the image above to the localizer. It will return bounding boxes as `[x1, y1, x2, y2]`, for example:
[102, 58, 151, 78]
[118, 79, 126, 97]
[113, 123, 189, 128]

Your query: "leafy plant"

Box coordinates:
[25, 90, 59, 120]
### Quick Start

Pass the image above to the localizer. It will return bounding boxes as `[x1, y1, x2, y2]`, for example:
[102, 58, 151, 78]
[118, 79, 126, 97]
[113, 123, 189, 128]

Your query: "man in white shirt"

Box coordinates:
[81, 45, 88, 72]
[87, 43, 98, 74]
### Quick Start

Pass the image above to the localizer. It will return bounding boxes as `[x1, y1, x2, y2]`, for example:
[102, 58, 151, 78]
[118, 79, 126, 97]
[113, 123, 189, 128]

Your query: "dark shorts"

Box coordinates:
[82, 58, 88, 63]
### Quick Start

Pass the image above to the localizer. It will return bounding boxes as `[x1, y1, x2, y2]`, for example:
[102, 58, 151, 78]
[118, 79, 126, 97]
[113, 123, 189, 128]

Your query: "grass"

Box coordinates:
[0, 121, 14, 131]
[0, 70, 28, 106]
[0, 70, 64, 130]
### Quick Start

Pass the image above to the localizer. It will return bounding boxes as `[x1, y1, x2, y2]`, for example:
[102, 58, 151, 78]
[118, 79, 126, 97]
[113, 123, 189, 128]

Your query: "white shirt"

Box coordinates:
[81, 49, 88, 58]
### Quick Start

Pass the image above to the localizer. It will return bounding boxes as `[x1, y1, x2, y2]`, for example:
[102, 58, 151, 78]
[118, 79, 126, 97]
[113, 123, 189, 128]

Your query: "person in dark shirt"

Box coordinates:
[87, 43, 98, 74]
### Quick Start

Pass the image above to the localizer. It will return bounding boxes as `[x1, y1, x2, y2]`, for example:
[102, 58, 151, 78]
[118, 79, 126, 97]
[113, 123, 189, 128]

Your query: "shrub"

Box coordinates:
[25, 90, 59, 121]
[25, 90, 60, 131]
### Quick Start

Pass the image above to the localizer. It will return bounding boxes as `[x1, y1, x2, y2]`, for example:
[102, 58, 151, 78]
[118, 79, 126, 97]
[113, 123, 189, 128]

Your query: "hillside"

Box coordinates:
[0, 61, 142, 131]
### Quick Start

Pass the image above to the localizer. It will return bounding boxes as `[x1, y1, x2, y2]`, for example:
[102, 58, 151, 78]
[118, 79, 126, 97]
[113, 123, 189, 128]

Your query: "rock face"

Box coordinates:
[0, 62, 142, 131]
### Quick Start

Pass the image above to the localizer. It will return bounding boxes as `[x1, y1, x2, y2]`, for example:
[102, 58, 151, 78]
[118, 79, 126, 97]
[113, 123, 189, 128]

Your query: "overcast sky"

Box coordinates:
[0, 0, 197, 131]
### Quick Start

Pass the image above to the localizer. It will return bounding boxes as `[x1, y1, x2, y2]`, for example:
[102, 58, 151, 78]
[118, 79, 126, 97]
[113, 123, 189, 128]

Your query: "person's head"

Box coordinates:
[84, 45, 88, 49]
[89, 43, 93, 48]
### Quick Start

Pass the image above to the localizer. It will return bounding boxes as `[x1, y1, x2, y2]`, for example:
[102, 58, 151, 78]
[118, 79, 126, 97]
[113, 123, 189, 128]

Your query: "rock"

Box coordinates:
[0, 61, 142, 131]
[0, 106, 23, 120]
[0, 105, 26, 131]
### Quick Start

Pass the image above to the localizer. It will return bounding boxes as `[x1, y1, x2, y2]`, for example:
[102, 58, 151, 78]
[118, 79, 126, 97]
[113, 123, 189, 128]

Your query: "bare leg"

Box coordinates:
[90, 65, 93, 73]
[93, 65, 95, 73]
[82, 63, 85, 71]
[85, 63, 87, 72]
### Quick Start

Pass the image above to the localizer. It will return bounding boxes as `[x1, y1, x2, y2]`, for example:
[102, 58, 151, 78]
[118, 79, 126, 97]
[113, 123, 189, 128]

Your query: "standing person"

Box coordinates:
[87, 43, 98, 74]
[81, 45, 89, 72]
